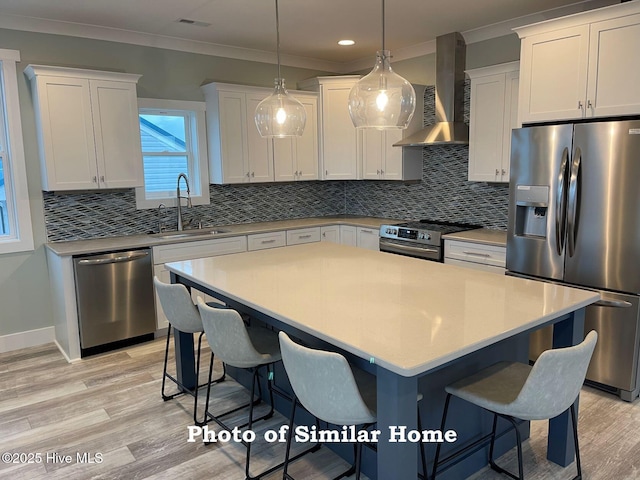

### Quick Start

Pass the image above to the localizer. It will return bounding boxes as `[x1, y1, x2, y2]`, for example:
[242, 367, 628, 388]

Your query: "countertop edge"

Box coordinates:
[443, 228, 507, 247]
[45, 216, 404, 256]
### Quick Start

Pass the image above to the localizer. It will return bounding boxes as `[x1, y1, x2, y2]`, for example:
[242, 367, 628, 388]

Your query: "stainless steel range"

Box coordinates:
[379, 220, 480, 261]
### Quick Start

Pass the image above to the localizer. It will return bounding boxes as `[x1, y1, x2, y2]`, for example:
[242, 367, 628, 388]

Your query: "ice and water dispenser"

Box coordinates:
[513, 185, 549, 238]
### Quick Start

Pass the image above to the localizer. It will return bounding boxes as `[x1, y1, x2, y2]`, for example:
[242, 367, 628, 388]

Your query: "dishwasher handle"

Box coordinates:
[77, 251, 149, 265]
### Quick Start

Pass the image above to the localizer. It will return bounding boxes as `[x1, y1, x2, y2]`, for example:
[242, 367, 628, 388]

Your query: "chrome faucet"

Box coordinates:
[157, 203, 167, 233]
[176, 173, 192, 231]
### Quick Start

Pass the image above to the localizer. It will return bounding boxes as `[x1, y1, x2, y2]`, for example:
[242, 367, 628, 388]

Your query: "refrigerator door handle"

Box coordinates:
[555, 147, 570, 256]
[594, 299, 633, 308]
[566, 147, 582, 257]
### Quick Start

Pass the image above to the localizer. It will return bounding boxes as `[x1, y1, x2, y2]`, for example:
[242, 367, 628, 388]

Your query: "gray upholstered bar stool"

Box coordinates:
[278, 331, 428, 480]
[154, 276, 225, 425]
[197, 298, 284, 480]
[432, 330, 597, 480]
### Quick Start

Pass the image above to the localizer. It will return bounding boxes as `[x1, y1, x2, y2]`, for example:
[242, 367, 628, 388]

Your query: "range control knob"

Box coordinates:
[418, 232, 431, 240]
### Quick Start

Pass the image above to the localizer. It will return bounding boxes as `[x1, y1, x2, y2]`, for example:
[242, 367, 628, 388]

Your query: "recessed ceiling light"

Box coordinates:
[338, 40, 355, 46]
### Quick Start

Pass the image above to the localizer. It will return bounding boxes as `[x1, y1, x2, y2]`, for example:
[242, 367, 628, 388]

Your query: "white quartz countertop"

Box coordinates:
[166, 242, 599, 377]
[45, 215, 401, 256]
[443, 228, 507, 246]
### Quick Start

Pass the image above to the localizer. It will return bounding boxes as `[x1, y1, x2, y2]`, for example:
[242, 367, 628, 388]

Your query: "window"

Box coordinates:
[135, 99, 209, 209]
[0, 49, 34, 254]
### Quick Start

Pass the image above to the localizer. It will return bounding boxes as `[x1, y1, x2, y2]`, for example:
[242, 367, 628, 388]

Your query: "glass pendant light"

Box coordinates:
[348, 0, 416, 129]
[255, 0, 306, 137]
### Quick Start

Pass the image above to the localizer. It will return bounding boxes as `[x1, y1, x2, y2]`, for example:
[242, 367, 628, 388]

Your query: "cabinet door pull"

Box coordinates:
[92, 176, 98, 183]
[577, 100, 583, 110]
[462, 251, 491, 258]
[100, 175, 105, 183]
[587, 100, 593, 109]
[495, 169, 500, 176]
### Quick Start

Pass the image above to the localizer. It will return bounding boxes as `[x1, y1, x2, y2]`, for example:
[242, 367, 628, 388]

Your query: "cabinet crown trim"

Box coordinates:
[514, 1, 640, 38]
[24, 64, 141, 83]
[297, 75, 361, 90]
[201, 81, 316, 97]
[466, 61, 520, 79]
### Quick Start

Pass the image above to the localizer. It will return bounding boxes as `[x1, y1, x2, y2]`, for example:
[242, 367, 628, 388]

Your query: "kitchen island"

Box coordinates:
[166, 242, 599, 479]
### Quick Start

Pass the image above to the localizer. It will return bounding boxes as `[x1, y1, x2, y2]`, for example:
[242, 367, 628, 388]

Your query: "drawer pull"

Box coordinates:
[261, 239, 276, 244]
[298, 234, 312, 239]
[462, 251, 491, 258]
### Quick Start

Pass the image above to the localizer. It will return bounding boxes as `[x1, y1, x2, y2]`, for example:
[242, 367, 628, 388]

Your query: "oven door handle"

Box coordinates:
[380, 242, 439, 257]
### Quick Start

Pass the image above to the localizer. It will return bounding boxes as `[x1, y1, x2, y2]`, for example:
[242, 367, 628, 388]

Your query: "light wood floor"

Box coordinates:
[0, 338, 638, 480]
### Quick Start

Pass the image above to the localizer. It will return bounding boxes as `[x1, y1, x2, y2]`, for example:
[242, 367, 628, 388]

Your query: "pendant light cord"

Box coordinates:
[381, 0, 385, 52]
[275, 0, 282, 80]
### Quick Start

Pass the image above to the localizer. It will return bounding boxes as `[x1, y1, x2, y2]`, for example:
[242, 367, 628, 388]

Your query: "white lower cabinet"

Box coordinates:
[152, 236, 248, 329]
[320, 224, 360, 246]
[444, 239, 506, 274]
[320, 225, 340, 243]
[286, 227, 321, 246]
[340, 225, 357, 246]
[248, 231, 287, 251]
[356, 227, 379, 251]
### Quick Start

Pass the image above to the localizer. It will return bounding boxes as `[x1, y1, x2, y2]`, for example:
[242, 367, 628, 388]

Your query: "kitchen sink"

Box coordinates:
[150, 228, 230, 240]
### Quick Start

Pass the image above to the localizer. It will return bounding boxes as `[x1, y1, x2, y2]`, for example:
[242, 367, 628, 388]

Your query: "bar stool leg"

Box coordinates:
[161, 324, 175, 400]
[570, 404, 582, 480]
[282, 396, 298, 480]
[489, 414, 524, 480]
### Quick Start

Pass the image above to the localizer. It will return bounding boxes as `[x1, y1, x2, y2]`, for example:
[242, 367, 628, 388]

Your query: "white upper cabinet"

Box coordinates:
[360, 128, 422, 181]
[587, 13, 640, 118]
[273, 95, 319, 182]
[203, 82, 318, 184]
[467, 62, 519, 183]
[24, 65, 143, 191]
[203, 84, 272, 184]
[299, 76, 360, 180]
[359, 84, 425, 181]
[516, 2, 640, 124]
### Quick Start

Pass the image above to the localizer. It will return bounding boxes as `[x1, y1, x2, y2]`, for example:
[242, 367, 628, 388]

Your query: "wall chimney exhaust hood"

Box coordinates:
[394, 32, 468, 147]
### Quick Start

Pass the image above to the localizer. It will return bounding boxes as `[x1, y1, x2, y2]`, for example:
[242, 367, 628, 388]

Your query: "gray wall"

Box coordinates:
[0, 26, 517, 337]
[0, 28, 329, 337]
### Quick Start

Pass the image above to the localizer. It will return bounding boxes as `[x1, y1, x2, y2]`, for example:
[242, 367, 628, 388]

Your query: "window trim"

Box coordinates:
[135, 98, 210, 210]
[0, 48, 34, 254]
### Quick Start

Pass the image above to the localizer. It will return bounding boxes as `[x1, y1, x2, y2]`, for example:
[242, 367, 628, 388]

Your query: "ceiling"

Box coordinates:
[0, 0, 622, 73]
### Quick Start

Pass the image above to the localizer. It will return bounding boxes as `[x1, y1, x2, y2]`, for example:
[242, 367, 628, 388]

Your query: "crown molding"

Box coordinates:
[0, 13, 346, 73]
[0, 0, 620, 74]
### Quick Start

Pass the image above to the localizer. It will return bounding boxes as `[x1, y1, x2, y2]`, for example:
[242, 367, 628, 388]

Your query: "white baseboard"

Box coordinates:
[0, 326, 55, 354]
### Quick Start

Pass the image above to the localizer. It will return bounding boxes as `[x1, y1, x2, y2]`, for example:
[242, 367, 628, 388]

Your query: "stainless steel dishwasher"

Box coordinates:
[73, 248, 156, 356]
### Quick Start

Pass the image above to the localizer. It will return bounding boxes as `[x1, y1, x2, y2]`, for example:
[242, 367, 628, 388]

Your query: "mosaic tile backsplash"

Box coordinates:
[44, 84, 509, 242]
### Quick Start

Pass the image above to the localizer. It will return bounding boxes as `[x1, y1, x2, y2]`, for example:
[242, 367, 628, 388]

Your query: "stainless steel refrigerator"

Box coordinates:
[506, 119, 640, 401]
